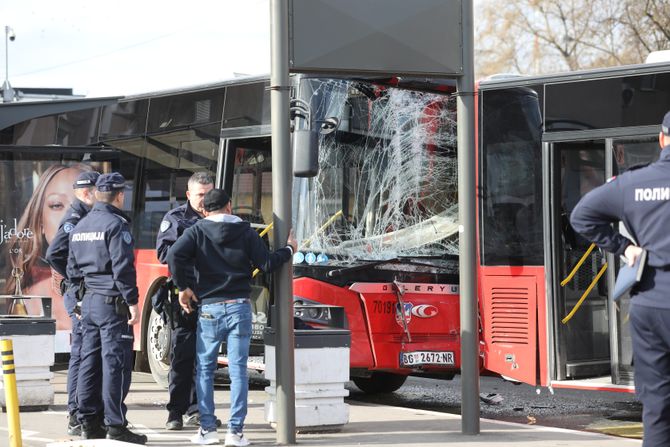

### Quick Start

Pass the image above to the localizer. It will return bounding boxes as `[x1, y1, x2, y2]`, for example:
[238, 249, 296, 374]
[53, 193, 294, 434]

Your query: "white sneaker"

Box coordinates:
[191, 428, 220, 445]
[224, 430, 250, 447]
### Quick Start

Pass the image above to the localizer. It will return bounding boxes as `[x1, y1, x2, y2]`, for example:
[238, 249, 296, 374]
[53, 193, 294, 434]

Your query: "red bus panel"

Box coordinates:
[480, 271, 540, 385]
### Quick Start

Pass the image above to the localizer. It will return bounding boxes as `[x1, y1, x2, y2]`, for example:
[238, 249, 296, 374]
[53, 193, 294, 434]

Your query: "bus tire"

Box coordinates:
[352, 372, 408, 394]
[147, 308, 171, 389]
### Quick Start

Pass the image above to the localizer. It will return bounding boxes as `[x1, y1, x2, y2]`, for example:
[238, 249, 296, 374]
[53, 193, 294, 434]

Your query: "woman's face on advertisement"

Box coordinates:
[42, 168, 80, 245]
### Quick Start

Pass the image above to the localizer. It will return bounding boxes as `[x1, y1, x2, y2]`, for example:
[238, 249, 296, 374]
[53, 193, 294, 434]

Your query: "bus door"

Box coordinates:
[605, 136, 659, 385]
[221, 135, 273, 360]
[548, 140, 611, 380]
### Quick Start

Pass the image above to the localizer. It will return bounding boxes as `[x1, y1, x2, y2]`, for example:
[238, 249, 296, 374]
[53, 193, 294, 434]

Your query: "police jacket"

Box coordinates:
[570, 145, 670, 308]
[167, 214, 292, 305]
[156, 202, 202, 265]
[66, 202, 139, 305]
[46, 199, 91, 278]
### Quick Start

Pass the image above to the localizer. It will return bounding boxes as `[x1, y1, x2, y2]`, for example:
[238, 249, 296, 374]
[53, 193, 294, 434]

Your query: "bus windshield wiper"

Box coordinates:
[326, 257, 453, 278]
[326, 258, 399, 278]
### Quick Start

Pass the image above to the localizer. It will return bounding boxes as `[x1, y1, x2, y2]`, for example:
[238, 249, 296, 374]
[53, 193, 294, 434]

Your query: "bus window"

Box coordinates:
[231, 143, 272, 227]
[131, 125, 219, 249]
[223, 82, 271, 129]
[480, 87, 544, 266]
[612, 137, 660, 173]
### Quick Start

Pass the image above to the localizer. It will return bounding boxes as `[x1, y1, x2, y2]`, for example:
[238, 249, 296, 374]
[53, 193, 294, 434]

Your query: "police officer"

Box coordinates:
[156, 171, 214, 430]
[169, 189, 296, 446]
[571, 111, 670, 446]
[45, 170, 100, 436]
[67, 172, 147, 444]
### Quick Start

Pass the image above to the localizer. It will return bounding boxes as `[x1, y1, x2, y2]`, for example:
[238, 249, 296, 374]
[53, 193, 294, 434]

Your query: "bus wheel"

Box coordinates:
[352, 372, 408, 394]
[147, 308, 171, 388]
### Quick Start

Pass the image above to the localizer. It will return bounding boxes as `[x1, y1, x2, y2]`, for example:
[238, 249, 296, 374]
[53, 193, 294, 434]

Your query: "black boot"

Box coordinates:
[80, 420, 106, 439]
[67, 413, 82, 436]
[106, 425, 147, 445]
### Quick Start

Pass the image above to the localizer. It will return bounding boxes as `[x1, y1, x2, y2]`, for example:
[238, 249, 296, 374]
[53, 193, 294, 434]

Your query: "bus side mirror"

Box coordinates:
[293, 128, 319, 178]
[292, 117, 339, 178]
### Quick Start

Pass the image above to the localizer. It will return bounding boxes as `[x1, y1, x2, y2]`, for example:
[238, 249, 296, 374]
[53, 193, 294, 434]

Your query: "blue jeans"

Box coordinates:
[195, 301, 252, 433]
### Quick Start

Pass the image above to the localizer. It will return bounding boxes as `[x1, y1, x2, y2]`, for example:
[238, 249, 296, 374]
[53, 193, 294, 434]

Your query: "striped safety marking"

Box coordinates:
[2, 347, 15, 374]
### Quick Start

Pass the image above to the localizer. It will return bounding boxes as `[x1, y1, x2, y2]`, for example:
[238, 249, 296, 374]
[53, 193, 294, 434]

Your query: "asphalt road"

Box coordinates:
[346, 375, 643, 439]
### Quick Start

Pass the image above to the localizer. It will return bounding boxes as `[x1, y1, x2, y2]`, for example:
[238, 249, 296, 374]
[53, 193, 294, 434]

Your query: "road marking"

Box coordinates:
[0, 426, 55, 442]
[131, 423, 193, 440]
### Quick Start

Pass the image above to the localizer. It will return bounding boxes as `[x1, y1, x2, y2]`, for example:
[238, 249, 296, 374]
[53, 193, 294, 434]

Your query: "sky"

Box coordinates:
[0, 0, 271, 98]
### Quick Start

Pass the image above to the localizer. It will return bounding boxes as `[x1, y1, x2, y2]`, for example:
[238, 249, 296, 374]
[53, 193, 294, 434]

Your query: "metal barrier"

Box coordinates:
[0, 295, 55, 410]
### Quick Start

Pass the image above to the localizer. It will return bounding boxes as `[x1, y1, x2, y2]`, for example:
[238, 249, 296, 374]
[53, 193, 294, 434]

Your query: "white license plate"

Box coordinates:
[400, 351, 455, 366]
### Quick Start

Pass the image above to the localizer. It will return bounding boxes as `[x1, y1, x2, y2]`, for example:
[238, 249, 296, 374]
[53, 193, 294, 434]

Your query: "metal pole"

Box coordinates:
[457, 0, 480, 436]
[3, 26, 13, 103]
[270, 0, 296, 444]
[4, 26, 8, 85]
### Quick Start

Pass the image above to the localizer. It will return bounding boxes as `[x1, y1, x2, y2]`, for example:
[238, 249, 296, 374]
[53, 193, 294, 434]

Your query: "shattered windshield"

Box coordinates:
[292, 78, 459, 262]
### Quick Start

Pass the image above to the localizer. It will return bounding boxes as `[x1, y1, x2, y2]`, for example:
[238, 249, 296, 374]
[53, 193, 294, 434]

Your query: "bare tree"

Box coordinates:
[620, 0, 670, 56]
[475, 0, 670, 78]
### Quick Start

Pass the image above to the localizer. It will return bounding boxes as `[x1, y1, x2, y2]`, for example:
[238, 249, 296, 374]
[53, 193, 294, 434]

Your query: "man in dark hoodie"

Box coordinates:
[168, 188, 296, 446]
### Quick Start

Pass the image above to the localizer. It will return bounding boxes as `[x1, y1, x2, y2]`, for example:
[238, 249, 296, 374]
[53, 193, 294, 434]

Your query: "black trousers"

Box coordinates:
[630, 302, 670, 447]
[166, 324, 198, 419]
[77, 294, 133, 427]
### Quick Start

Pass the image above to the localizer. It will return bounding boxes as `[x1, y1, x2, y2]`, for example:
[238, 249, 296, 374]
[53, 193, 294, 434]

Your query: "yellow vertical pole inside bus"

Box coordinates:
[1, 339, 22, 447]
[252, 223, 274, 278]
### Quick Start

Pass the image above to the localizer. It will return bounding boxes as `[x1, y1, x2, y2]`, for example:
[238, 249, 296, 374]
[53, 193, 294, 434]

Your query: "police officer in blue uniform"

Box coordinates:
[571, 111, 670, 446]
[67, 172, 147, 444]
[156, 172, 214, 430]
[45, 170, 100, 436]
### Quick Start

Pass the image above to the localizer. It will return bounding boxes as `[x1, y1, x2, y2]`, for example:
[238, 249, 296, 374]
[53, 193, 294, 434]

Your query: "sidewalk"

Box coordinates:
[1, 371, 642, 447]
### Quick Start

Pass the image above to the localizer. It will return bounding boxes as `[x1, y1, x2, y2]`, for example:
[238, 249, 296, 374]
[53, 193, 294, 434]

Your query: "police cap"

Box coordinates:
[96, 172, 128, 192]
[203, 189, 231, 212]
[663, 110, 670, 136]
[73, 171, 100, 189]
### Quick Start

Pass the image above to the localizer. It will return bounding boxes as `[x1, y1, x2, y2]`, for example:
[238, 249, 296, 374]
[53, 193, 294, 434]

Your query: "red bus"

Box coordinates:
[478, 61, 670, 392]
[3, 59, 666, 393]
[0, 75, 462, 393]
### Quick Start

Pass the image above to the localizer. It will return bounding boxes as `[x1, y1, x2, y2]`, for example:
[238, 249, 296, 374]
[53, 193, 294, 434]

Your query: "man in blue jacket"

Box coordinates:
[168, 189, 296, 446]
[571, 111, 670, 446]
[46, 170, 99, 436]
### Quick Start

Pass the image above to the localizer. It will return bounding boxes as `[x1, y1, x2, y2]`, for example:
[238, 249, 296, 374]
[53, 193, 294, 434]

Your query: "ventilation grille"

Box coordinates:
[490, 287, 530, 345]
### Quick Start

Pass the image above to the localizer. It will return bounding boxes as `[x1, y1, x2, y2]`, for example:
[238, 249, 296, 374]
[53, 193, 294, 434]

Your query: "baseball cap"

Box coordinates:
[663, 111, 670, 136]
[96, 172, 128, 192]
[73, 171, 100, 189]
[203, 189, 231, 212]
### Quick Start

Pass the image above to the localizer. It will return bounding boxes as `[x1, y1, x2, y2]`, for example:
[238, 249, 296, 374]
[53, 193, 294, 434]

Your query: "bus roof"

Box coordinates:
[479, 60, 670, 90]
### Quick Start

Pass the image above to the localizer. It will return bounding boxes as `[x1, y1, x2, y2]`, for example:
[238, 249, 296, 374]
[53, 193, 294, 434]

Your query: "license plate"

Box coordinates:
[400, 351, 455, 366]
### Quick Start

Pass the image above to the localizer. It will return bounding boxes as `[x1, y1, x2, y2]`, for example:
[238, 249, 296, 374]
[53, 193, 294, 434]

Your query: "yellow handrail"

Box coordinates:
[252, 222, 275, 278]
[561, 243, 596, 287]
[562, 262, 608, 324]
[301, 210, 344, 249]
[258, 222, 274, 238]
